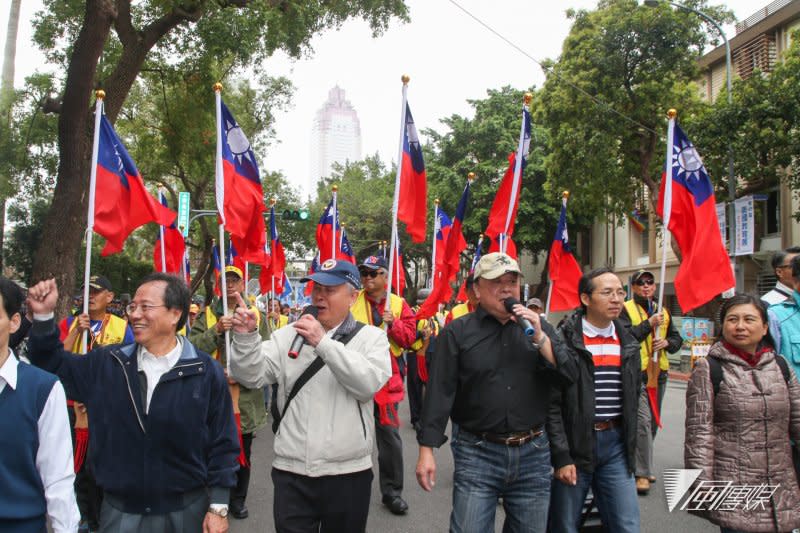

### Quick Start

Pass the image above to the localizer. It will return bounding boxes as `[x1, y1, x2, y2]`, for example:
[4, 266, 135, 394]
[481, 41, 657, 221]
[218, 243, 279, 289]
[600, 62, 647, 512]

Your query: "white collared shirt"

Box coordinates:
[581, 318, 616, 339]
[0, 352, 81, 533]
[137, 338, 183, 413]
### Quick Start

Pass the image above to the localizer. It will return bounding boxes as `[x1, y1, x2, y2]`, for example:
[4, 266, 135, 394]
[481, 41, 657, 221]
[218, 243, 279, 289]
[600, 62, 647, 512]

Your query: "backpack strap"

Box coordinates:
[708, 356, 723, 396]
[272, 322, 366, 433]
[774, 354, 791, 385]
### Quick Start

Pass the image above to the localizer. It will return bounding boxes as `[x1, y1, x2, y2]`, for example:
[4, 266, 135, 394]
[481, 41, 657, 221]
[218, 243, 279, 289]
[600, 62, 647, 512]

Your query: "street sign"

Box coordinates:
[178, 192, 191, 236]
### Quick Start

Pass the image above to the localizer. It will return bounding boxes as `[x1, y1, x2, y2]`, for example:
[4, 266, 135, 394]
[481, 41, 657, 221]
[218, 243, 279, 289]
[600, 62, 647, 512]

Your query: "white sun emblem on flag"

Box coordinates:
[225, 119, 254, 165]
[673, 139, 705, 183]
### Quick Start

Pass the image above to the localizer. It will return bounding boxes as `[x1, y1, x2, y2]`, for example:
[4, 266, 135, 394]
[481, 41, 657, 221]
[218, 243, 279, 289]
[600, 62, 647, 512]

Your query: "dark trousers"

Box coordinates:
[406, 352, 425, 427]
[375, 354, 405, 499]
[272, 467, 372, 533]
[230, 432, 253, 509]
[69, 407, 103, 529]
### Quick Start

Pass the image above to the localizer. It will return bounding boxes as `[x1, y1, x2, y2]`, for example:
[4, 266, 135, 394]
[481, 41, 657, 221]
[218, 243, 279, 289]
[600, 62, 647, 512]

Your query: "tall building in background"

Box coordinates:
[309, 86, 362, 194]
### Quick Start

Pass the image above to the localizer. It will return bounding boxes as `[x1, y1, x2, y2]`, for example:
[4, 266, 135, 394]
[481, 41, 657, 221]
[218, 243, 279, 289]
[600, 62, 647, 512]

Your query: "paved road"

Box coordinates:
[230, 379, 717, 532]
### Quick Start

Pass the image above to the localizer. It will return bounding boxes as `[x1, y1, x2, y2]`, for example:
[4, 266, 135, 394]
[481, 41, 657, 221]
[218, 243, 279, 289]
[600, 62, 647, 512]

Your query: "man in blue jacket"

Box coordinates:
[27, 273, 239, 533]
[769, 254, 800, 377]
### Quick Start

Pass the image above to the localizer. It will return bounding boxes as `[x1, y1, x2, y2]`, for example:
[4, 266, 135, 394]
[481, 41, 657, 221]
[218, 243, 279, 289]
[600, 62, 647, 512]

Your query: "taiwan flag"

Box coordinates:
[340, 227, 356, 264]
[397, 103, 427, 243]
[456, 236, 483, 302]
[485, 108, 531, 245]
[657, 122, 734, 312]
[262, 205, 286, 293]
[303, 253, 320, 297]
[316, 197, 340, 264]
[547, 196, 582, 312]
[153, 191, 186, 275]
[417, 179, 471, 318]
[434, 208, 453, 274]
[216, 98, 266, 262]
[93, 115, 175, 255]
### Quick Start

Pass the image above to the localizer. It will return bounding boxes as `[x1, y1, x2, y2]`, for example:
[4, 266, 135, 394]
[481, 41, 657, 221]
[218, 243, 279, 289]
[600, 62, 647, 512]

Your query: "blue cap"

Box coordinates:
[301, 259, 362, 289]
[360, 255, 388, 270]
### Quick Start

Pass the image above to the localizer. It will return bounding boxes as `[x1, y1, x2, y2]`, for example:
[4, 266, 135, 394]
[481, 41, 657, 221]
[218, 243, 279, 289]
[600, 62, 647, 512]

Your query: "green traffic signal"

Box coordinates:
[281, 209, 310, 221]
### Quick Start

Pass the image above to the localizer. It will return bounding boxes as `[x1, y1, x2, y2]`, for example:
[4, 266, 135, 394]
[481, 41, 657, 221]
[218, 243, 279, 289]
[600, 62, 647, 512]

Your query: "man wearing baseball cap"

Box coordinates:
[189, 264, 269, 519]
[228, 258, 391, 532]
[57, 274, 133, 532]
[351, 254, 417, 515]
[416, 252, 572, 532]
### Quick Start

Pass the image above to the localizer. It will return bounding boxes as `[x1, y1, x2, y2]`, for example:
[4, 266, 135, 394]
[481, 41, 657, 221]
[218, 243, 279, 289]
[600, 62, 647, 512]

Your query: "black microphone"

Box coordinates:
[288, 305, 319, 359]
[503, 297, 535, 337]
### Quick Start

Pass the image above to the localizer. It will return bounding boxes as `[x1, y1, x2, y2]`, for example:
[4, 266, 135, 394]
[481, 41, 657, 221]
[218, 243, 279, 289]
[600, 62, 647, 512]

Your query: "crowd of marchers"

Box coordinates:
[1, 248, 799, 533]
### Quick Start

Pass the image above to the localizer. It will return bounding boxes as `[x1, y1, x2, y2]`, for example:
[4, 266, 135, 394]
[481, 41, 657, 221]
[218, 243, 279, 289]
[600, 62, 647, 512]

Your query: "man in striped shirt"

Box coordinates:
[547, 268, 642, 533]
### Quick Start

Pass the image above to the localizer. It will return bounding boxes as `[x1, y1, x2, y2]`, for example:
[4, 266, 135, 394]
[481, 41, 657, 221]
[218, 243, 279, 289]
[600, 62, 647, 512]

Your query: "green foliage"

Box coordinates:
[537, 0, 733, 221]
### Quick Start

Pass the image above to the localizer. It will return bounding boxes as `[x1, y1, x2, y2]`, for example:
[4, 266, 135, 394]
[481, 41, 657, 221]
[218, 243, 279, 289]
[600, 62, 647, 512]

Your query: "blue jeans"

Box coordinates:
[549, 426, 640, 533]
[449, 424, 551, 533]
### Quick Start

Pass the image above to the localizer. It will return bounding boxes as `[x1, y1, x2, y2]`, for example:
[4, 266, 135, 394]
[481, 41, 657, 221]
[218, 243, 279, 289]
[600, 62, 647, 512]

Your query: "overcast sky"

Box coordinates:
[3, 0, 761, 199]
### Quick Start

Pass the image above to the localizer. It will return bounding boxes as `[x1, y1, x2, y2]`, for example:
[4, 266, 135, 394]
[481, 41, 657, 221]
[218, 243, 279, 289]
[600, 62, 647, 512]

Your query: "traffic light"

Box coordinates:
[282, 209, 310, 221]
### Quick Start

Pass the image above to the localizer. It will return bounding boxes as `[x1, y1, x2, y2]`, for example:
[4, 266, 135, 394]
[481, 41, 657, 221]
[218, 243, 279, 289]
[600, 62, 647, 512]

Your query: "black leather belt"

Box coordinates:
[594, 418, 622, 432]
[477, 426, 544, 447]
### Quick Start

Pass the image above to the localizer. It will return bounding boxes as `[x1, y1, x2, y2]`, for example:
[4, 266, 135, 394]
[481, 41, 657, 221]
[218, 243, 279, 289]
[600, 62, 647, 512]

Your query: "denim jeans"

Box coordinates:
[549, 426, 640, 533]
[449, 424, 551, 533]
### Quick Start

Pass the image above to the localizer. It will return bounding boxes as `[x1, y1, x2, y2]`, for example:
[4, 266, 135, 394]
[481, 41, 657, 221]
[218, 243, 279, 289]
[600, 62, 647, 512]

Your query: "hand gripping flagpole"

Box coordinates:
[430, 199, 440, 290]
[81, 90, 105, 354]
[654, 109, 677, 362]
[501, 92, 532, 255]
[332, 185, 339, 261]
[386, 75, 409, 311]
[157, 185, 167, 273]
[213, 82, 231, 365]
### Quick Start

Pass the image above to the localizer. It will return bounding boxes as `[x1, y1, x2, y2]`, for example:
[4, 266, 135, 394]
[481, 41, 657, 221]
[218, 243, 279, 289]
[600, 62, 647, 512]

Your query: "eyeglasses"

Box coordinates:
[359, 270, 382, 278]
[777, 264, 792, 269]
[595, 289, 627, 300]
[126, 303, 167, 315]
[635, 279, 655, 286]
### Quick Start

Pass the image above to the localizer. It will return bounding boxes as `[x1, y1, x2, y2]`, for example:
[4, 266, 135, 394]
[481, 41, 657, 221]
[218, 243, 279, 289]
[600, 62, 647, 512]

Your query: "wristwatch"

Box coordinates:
[208, 504, 229, 518]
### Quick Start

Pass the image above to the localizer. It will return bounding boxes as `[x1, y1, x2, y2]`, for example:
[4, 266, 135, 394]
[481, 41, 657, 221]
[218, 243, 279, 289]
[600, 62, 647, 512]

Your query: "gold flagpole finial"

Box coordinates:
[562, 190, 570, 199]
[269, 197, 276, 206]
[667, 108, 677, 119]
[434, 198, 440, 206]
[213, 82, 223, 93]
[468, 172, 476, 182]
[478, 233, 484, 240]
[332, 185, 339, 193]
[401, 74, 410, 85]
[95, 89, 106, 100]
[523, 92, 533, 106]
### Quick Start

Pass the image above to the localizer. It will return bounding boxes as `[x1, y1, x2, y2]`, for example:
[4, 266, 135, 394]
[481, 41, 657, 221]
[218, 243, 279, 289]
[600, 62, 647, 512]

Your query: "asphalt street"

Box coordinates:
[230, 378, 718, 533]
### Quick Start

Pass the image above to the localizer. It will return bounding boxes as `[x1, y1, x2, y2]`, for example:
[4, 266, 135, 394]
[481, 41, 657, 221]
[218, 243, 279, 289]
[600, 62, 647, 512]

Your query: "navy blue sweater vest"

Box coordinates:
[0, 360, 57, 533]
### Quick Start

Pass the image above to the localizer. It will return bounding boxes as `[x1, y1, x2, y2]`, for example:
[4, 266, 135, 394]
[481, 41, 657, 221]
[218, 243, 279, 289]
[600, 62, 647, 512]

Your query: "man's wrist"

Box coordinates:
[208, 503, 228, 518]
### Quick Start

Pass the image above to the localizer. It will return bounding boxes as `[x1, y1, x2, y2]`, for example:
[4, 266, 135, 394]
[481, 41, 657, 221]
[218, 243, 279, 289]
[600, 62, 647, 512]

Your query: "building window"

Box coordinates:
[764, 189, 780, 235]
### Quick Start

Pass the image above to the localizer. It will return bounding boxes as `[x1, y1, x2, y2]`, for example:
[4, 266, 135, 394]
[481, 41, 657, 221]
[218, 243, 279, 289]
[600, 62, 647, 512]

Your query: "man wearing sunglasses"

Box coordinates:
[762, 247, 800, 306]
[619, 269, 682, 495]
[351, 255, 417, 516]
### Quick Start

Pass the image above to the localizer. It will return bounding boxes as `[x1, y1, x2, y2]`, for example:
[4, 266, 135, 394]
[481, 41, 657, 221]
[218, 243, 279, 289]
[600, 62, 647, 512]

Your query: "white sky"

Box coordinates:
[3, 0, 761, 199]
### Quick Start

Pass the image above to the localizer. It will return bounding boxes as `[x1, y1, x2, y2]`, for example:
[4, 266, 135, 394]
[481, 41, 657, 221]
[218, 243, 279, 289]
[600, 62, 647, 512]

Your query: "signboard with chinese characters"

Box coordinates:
[716, 202, 727, 250]
[178, 192, 191, 237]
[734, 196, 754, 256]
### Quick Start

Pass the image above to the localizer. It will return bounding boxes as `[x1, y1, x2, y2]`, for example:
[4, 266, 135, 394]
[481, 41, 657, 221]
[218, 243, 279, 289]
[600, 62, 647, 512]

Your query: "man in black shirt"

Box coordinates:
[415, 252, 573, 533]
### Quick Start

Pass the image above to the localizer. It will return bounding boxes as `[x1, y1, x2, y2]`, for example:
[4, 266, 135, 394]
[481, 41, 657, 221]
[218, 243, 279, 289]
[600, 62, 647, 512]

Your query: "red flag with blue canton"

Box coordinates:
[485, 108, 531, 244]
[94, 115, 175, 255]
[262, 205, 286, 292]
[218, 100, 266, 262]
[316, 197, 340, 264]
[417, 180, 471, 318]
[153, 194, 186, 275]
[302, 253, 320, 297]
[547, 197, 582, 312]
[457, 236, 483, 302]
[434, 209, 453, 274]
[656, 123, 734, 312]
[340, 227, 356, 264]
[398, 103, 427, 243]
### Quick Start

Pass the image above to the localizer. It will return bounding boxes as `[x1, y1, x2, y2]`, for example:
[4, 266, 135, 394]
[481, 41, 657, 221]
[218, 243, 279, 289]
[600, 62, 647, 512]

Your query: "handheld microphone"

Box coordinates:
[288, 305, 319, 359]
[503, 297, 535, 337]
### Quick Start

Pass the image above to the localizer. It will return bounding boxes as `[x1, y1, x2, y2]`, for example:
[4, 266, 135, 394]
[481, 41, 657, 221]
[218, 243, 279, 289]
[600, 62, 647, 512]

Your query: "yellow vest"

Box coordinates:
[410, 318, 439, 352]
[270, 314, 289, 330]
[623, 299, 671, 371]
[68, 313, 129, 353]
[448, 302, 472, 323]
[351, 291, 404, 356]
[205, 305, 261, 360]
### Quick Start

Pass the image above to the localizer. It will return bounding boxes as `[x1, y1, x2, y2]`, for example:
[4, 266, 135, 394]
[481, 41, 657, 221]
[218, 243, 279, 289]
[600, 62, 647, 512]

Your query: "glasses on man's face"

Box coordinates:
[777, 264, 793, 270]
[359, 270, 381, 279]
[595, 289, 627, 300]
[635, 279, 655, 287]
[126, 302, 167, 315]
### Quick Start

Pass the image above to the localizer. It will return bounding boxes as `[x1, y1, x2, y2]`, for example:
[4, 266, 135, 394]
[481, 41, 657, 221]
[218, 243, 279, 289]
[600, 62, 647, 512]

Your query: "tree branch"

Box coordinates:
[114, 0, 137, 48]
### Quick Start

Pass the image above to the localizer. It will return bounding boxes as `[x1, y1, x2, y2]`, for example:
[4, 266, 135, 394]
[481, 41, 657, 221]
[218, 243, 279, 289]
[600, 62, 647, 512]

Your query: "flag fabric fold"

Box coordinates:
[456, 236, 484, 302]
[261, 206, 286, 295]
[94, 115, 175, 256]
[153, 193, 187, 275]
[397, 103, 427, 243]
[434, 209, 453, 274]
[316, 197, 340, 264]
[547, 197, 582, 312]
[656, 123, 734, 312]
[216, 99, 266, 262]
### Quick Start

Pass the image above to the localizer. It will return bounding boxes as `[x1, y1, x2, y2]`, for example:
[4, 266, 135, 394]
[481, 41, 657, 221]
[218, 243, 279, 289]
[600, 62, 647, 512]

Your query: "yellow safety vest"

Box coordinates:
[351, 291, 404, 356]
[205, 305, 261, 360]
[68, 313, 129, 353]
[410, 318, 439, 352]
[270, 314, 289, 330]
[623, 299, 671, 371]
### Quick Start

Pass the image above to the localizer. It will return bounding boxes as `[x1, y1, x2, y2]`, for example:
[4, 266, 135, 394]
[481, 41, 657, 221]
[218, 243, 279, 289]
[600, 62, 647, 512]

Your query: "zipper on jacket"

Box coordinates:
[112, 352, 146, 433]
[356, 401, 366, 439]
[149, 361, 205, 409]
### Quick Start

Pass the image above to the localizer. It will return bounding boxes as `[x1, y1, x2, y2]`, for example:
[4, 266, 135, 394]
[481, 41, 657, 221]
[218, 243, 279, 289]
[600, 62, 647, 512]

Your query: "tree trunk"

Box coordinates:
[31, 0, 116, 316]
[0, 0, 22, 271]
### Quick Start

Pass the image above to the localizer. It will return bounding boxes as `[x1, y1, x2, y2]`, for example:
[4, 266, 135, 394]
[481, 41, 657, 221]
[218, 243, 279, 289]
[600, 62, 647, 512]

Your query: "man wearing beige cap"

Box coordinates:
[415, 252, 573, 533]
